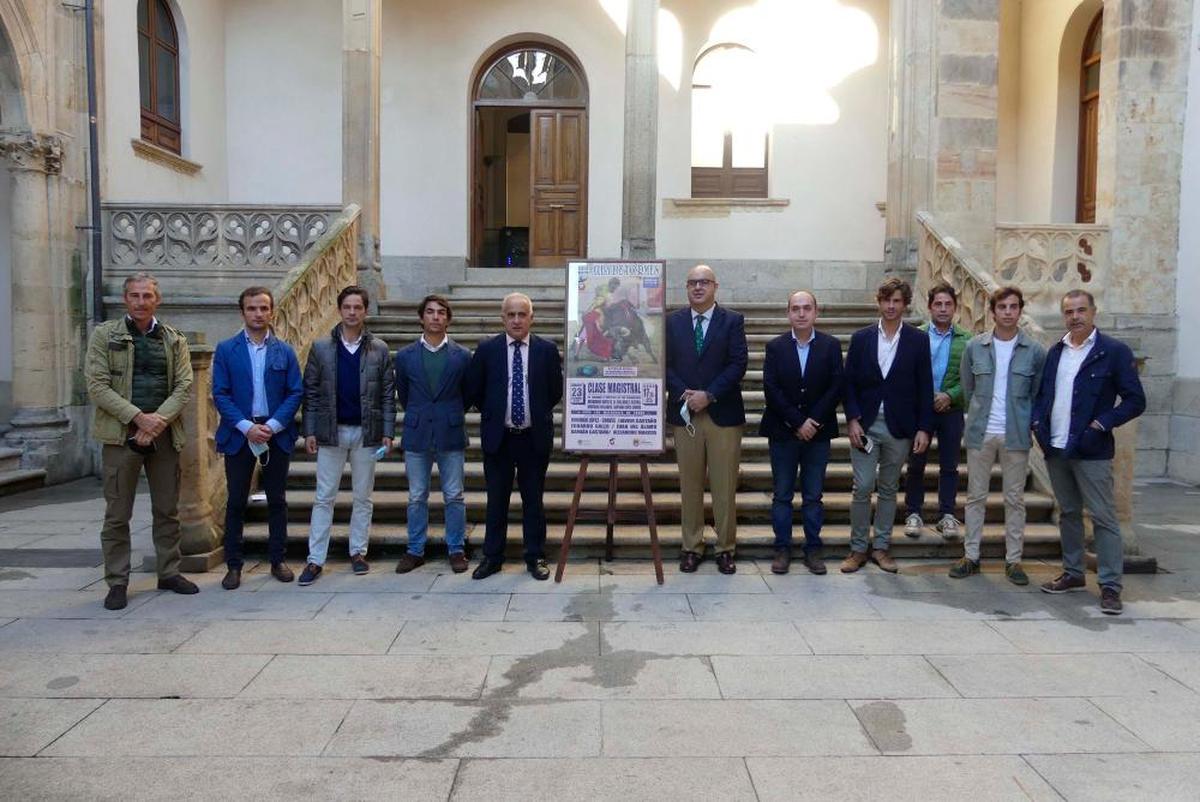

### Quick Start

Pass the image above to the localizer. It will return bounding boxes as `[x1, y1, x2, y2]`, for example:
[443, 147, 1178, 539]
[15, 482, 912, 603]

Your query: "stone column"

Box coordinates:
[176, 343, 225, 572]
[621, 0, 659, 260]
[342, 0, 383, 306]
[1, 133, 71, 472]
[887, 0, 999, 271]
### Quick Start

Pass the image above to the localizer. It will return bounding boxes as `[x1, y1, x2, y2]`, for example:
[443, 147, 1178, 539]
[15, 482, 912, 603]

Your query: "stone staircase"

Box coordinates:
[244, 276, 1060, 560]
[0, 439, 46, 497]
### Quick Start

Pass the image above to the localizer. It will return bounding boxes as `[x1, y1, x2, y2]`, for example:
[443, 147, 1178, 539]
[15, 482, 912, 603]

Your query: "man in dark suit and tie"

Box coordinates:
[760, 290, 843, 575]
[211, 286, 304, 589]
[666, 264, 748, 574]
[841, 277, 933, 574]
[394, 294, 473, 574]
[466, 292, 563, 580]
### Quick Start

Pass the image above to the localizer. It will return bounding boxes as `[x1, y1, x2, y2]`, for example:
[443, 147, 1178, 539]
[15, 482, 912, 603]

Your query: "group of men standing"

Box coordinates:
[85, 264, 1144, 615]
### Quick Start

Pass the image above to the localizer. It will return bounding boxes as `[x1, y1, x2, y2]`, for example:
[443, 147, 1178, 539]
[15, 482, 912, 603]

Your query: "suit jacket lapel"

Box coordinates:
[865, 327, 883, 380]
[698, 306, 720, 358]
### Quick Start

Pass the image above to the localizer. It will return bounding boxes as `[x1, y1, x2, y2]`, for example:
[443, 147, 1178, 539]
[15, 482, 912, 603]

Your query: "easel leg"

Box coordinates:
[605, 458, 618, 562]
[555, 456, 589, 583]
[641, 458, 664, 585]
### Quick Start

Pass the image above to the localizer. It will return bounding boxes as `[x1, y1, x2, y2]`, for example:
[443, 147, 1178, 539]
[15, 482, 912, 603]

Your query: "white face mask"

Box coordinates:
[249, 438, 269, 465]
[680, 402, 696, 437]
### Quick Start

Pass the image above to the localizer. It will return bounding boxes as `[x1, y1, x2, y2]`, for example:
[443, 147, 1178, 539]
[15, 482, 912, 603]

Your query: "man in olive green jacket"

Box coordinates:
[904, 283, 972, 540]
[85, 273, 198, 610]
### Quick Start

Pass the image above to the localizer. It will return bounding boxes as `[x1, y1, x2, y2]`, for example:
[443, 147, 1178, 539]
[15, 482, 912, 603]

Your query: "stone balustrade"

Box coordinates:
[995, 223, 1109, 323]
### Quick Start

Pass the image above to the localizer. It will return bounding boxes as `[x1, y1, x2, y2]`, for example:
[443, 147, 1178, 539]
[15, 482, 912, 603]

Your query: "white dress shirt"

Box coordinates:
[876, 320, 902, 415]
[1050, 328, 1097, 448]
[691, 304, 715, 341]
[340, 330, 363, 354]
[420, 335, 447, 353]
[504, 334, 532, 429]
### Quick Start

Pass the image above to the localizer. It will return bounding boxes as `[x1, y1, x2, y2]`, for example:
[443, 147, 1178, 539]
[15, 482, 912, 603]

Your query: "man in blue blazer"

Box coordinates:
[667, 264, 748, 575]
[841, 277, 933, 574]
[394, 295, 472, 575]
[211, 287, 304, 589]
[761, 290, 843, 575]
[465, 293, 563, 580]
[1032, 289, 1145, 615]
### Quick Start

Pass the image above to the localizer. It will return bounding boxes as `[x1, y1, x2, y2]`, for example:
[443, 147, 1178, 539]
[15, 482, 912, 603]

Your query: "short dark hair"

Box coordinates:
[1062, 288, 1095, 308]
[238, 286, 274, 310]
[990, 285, 1025, 311]
[927, 282, 957, 307]
[418, 293, 452, 320]
[338, 285, 369, 308]
[876, 277, 913, 306]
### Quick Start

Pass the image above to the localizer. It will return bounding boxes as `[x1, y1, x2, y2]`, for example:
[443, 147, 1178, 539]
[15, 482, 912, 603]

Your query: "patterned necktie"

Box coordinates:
[511, 340, 526, 427]
[694, 315, 705, 353]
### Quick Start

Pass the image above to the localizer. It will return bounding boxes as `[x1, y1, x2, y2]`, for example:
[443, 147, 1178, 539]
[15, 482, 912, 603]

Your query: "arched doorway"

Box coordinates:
[470, 42, 588, 268]
[1076, 10, 1101, 223]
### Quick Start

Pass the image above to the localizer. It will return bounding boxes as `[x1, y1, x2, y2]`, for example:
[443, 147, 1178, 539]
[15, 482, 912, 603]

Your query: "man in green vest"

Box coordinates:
[85, 272, 198, 610]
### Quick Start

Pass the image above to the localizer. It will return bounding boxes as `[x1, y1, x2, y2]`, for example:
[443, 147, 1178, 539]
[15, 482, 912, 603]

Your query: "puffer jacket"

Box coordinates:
[302, 324, 395, 446]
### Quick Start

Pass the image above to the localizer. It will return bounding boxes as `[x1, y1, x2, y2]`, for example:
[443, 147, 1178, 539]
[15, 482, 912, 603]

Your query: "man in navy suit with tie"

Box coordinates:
[394, 295, 473, 574]
[841, 277, 933, 574]
[211, 286, 304, 589]
[465, 293, 563, 580]
[761, 290, 843, 575]
[666, 264, 748, 574]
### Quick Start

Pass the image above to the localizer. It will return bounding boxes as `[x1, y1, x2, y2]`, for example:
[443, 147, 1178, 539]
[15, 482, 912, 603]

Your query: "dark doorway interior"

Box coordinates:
[476, 108, 531, 267]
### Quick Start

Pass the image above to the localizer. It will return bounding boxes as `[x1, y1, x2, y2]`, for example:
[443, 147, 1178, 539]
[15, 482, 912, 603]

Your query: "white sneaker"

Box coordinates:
[904, 513, 923, 538]
[937, 515, 961, 540]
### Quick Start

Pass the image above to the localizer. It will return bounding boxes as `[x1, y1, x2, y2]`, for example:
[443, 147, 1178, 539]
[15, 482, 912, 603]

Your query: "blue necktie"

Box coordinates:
[511, 341, 526, 427]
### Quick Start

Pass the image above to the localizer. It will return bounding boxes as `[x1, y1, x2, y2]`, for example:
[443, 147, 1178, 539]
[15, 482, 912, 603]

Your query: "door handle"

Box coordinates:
[549, 204, 564, 209]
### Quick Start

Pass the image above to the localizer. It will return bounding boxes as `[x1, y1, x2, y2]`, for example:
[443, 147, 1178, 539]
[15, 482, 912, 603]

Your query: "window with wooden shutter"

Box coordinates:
[691, 44, 768, 199]
[138, 0, 181, 154]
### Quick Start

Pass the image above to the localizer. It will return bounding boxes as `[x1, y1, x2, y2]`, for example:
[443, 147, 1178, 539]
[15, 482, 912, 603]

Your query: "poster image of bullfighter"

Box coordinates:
[567, 266, 664, 381]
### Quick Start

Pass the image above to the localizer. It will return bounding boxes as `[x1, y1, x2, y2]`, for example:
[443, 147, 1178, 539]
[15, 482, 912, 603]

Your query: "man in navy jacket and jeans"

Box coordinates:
[1033, 289, 1144, 615]
[841, 278, 934, 574]
[211, 286, 304, 589]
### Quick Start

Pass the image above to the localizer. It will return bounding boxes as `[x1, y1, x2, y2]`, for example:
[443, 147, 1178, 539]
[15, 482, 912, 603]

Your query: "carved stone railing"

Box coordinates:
[175, 205, 361, 569]
[103, 203, 343, 269]
[995, 223, 1109, 321]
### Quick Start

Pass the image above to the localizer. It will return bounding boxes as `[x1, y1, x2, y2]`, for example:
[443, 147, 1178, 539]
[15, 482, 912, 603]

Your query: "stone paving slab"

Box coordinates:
[851, 698, 1150, 755]
[600, 573, 772, 594]
[484, 655, 721, 699]
[176, 620, 404, 655]
[1066, 592, 1200, 619]
[316, 592, 509, 621]
[711, 655, 959, 699]
[0, 756, 460, 802]
[989, 619, 1200, 653]
[0, 566, 109, 590]
[450, 757, 758, 801]
[0, 698, 103, 756]
[0, 618, 202, 653]
[0, 652, 271, 698]
[324, 699, 602, 757]
[124, 589, 333, 620]
[1089, 697, 1200, 751]
[43, 699, 352, 756]
[0, 533, 44, 548]
[600, 621, 813, 655]
[747, 755, 1061, 800]
[601, 700, 877, 756]
[1136, 653, 1200, 693]
[92, 569, 271, 594]
[862, 591, 1064, 620]
[389, 621, 598, 656]
[240, 654, 490, 699]
[795, 620, 1019, 654]
[928, 654, 1193, 698]
[504, 592, 693, 621]
[252, 567, 437, 593]
[428, 571, 600, 594]
[1023, 753, 1200, 801]
[688, 592, 880, 621]
[0, 589, 154, 619]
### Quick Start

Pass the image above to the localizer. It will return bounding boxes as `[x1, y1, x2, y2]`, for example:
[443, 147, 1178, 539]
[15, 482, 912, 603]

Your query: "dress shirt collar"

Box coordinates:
[125, 315, 159, 336]
[877, 319, 901, 341]
[691, 304, 716, 321]
[420, 335, 448, 352]
[505, 333, 529, 348]
[791, 329, 816, 346]
[243, 328, 272, 347]
[340, 329, 364, 349]
[929, 323, 954, 338]
[1062, 327, 1098, 351]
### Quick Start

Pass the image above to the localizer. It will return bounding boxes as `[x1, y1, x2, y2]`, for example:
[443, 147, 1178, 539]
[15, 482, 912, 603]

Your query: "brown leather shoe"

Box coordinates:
[449, 552, 469, 573]
[771, 549, 791, 575]
[270, 563, 294, 583]
[395, 553, 425, 574]
[679, 551, 702, 573]
[716, 552, 736, 575]
[840, 550, 869, 573]
[801, 550, 827, 575]
[870, 549, 899, 573]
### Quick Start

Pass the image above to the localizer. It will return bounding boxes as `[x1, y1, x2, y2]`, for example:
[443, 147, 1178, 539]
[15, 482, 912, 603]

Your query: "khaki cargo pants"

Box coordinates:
[100, 432, 182, 587]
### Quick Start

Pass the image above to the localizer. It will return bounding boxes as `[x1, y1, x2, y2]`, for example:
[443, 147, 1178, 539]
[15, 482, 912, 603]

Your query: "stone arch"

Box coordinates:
[1049, 0, 1103, 222]
[0, 0, 45, 132]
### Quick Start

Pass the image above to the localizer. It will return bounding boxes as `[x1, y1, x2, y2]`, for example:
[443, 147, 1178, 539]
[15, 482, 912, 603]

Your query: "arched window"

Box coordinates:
[477, 47, 586, 104]
[691, 44, 768, 198]
[1076, 11, 1101, 223]
[138, 0, 180, 154]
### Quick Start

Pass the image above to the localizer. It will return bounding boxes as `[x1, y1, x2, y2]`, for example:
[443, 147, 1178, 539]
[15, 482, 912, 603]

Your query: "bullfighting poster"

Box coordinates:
[563, 260, 665, 453]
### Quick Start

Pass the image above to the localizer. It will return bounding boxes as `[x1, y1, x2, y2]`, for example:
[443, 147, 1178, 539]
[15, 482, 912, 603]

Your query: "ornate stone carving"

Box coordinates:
[0, 130, 63, 174]
[103, 204, 341, 269]
[995, 224, 1109, 319]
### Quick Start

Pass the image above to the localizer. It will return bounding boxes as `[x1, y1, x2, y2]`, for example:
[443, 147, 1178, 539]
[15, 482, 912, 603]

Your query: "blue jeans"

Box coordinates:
[769, 438, 831, 553]
[405, 449, 466, 556]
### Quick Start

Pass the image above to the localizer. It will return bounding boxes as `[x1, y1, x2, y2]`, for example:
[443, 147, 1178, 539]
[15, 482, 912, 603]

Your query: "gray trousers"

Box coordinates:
[1046, 454, 1123, 591]
[849, 418, 911, 553]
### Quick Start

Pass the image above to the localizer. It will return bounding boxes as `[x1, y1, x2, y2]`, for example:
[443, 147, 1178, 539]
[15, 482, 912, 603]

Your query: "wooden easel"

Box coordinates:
[554, 454, 664, 585]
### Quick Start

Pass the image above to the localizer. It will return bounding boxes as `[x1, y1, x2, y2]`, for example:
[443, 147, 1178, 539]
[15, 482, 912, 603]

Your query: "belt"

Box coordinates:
[252, 416, 269, 424]
[505, 427, 531, 436]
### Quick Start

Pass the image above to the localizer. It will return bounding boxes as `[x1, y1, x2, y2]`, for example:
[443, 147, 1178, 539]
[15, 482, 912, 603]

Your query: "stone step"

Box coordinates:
[368, 316, 888, 333]
[0, 447, 22, 474]
[0, 468, 47, 497]
[251, 489, 1055, 524]
[377, 300, 888, 318]
[239, 521, 1063, 560]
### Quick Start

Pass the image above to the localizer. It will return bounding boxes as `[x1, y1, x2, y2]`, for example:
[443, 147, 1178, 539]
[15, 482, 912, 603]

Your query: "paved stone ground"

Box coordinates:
[0, 478, 1199, 800]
